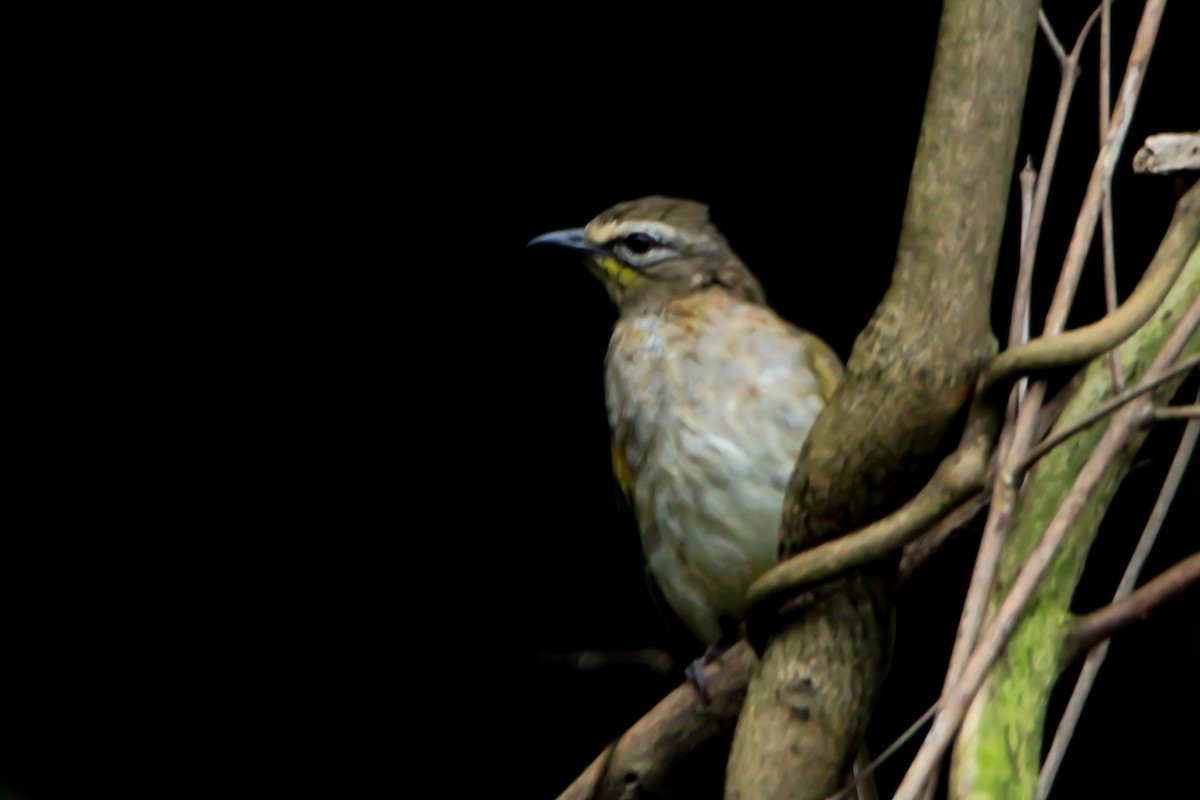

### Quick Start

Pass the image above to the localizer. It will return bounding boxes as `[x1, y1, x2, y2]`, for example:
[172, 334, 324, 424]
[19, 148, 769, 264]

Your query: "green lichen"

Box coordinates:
[951, 241, 1200, 800]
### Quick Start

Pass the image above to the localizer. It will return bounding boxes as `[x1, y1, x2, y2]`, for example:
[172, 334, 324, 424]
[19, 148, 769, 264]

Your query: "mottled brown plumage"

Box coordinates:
[530, 197, 843, 647]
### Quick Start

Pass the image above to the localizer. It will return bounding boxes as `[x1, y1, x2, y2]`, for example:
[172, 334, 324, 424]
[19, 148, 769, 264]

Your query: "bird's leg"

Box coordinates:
[684, 644, 726, 703]
[684, 620, 741, 703]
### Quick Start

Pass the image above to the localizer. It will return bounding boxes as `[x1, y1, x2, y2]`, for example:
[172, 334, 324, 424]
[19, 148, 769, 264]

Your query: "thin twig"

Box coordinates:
[750, 180, 1198, 631]
[1018, 6, 1103, 356]
[1037, 10, 1069, 66]
[897, 492, 991, 587]
[851, 748, 880, 800]
[980, 183, 1200, 392]
[894, 386, 1083, 588]
[1099, 0, 1124, 393]
[1014, 354, 1200, 475]
[746, 443, 988, 608]
[1153, 404, 1200, 421]
[828, 705, 940, 800]
[894, 286, 1199, 800]
[1043, 1, 1161, 335]
[1064, 552, 1200, 658]
[1016, 157, 1039, 411]
[1038, 388, 1199, 799]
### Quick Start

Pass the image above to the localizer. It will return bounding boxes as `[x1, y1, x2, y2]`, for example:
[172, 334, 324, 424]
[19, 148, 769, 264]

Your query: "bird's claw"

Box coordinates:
[684, 643, 727, 703]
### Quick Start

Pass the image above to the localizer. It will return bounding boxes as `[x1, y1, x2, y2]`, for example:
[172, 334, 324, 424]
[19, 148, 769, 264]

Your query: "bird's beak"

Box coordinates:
[527, 227, 604, 255]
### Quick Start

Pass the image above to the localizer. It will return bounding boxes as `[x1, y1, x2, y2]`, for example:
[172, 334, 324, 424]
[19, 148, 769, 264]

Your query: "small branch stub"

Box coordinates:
[1132, 132, 1200, 174]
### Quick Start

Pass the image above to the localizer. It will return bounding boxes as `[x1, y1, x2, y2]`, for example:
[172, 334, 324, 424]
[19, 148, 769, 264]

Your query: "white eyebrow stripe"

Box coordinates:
[585, 220, 701, 247]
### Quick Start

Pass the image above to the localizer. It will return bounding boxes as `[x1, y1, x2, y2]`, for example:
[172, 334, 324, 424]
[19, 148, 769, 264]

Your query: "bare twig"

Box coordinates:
[828, 704, 940, 800]
[921, 13, 1122, 797]
[1037, 10, 1069, 66]
[980, 154, 1199, 395]
[894, 385, 1084, 587]
[897, 492, 991, 586]
[1014, 354, 1200, 474]
[1099, 0, 1124, 392]
[1039, 391, 1200, 799]
[894, 282, 1200, 800]
[1153, 404, 1200, 421]
[750, 179, 1198, 629]
[1133, 132, 1200, 174]
[931, 362, 1195, 800]
[1099, 0, 1113, 142]
[1064, 552, 1200, 659]
[1016, 7, 1103, 365]
[746, 443, 988, 608]
[1042, 1, 1162, 335]
[850, 749, 879, 800]
[1016, 157, 1039, 411]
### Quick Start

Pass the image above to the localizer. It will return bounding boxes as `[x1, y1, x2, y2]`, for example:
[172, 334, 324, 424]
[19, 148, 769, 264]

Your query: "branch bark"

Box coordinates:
[1040, 391, 1200, 798]
[945, 200, 1200, 799]
[725, 3, 1041, 798]
[1133, 132, 1200, 174]
[1064, 552, 1200, 663]
[556, 499, 1010, 800]
[907, 278, 1199, 800]
[556, 643, 755, 800]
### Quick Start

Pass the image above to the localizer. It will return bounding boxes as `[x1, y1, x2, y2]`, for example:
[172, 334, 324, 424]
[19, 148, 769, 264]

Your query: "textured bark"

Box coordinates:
[556, 643, 755, 800]
[726, 2, 1041, 797]
[950, 195, 1200, 800]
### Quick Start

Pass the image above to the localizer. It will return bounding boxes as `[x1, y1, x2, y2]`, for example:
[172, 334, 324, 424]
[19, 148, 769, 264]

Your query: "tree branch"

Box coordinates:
[556, 643, 756, 800]
[1015, 157, 1038, 412]
[895, 388, 1078, 587]
[896, 493, 990, 588]
[979, 0, 1183, 396]
[950, 231, 1200, 799]
[899, 275, 1200, 800]
[1133, 132, 1200, 174]
[1152, 404, 1200, 421]
[1039, 396, 1200, 799]
[746, 342, 1198, 617]
[1099, 0, 1124, 393]
[980, 183, 1199, 393]
[747, 445, 988, 611]
[728, 3, 1042, 797]
[1014, 354, 1199, 474]
[1065, 552, 1200, 661]
[747, 183, 1197, 636]
[557, 492, 1010, 800]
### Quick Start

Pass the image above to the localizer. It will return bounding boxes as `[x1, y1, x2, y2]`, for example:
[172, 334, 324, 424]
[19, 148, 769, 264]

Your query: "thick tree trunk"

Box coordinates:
[727, 2, 1042, 797]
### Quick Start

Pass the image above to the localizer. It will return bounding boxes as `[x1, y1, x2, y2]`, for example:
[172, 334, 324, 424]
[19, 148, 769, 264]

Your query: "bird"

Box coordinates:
[528, 196, 844, 690]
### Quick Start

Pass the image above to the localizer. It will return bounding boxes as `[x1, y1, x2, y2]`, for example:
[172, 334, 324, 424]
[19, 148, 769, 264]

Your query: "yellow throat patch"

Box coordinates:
[590, 256, 643, 287]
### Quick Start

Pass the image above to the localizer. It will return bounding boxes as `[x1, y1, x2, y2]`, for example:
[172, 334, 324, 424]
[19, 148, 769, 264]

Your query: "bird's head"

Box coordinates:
[528, 196, 765, 314]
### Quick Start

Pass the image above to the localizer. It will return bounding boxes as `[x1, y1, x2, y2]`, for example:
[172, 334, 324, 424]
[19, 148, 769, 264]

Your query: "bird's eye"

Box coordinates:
[623, 232, 660, 255]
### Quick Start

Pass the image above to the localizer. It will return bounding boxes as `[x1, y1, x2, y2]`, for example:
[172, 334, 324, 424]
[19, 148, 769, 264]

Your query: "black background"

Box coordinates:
[2, 2, 1197, 799]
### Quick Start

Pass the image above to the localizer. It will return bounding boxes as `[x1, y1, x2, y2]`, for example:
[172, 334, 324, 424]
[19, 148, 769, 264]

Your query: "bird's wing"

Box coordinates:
[796, 330, 846, 403]
[610, 437, 636, 514]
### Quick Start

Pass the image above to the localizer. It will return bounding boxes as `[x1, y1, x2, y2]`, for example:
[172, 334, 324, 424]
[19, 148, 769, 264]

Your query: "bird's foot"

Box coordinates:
[684, 643, 727, 703]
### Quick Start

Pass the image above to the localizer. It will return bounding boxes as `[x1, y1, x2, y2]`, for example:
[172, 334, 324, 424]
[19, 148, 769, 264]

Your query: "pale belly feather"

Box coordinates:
[605, 300, 824, 644]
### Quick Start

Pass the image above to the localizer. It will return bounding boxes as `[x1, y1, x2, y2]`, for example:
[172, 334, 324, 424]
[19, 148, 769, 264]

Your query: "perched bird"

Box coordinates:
[529, 196, 843, 685]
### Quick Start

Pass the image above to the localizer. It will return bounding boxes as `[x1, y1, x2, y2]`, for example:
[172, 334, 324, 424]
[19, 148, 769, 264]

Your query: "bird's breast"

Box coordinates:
[602, 302, 826, 642]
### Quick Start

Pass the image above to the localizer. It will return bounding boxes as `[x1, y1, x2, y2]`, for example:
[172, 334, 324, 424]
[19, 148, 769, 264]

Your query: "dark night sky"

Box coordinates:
[2, 3, 1197, 799]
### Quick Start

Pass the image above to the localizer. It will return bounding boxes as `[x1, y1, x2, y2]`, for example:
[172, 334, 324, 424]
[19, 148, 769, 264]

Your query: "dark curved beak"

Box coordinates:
[527, 227, 604, 255]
